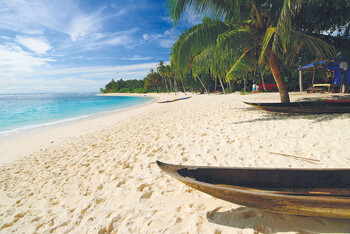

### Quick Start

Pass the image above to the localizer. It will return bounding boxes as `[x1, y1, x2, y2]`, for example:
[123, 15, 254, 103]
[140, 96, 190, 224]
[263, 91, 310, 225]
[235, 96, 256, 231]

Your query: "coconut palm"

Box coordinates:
[157, 60, 170, 93]
[168, 0, 336, 102]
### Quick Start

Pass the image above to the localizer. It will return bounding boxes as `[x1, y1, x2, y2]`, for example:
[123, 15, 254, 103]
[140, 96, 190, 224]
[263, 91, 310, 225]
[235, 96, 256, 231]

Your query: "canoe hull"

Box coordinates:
[244, 101, 350, 114]
[157, 161, 350, 219]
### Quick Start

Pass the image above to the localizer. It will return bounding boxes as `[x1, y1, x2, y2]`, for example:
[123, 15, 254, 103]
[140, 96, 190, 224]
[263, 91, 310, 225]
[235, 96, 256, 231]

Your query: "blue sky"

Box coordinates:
[0, 0, 200, 93]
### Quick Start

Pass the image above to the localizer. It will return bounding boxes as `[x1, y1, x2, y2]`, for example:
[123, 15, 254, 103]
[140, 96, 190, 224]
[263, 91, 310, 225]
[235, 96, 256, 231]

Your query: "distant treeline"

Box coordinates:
[100, 79, 146, 93]
[100, 60, 299, 94]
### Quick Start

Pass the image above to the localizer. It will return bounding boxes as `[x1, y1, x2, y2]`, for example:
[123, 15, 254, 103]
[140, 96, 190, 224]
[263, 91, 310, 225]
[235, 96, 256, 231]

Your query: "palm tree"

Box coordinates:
[164, 64, 179, 93]
[157, 60, 170, 93]
[167, 0, 336, 102]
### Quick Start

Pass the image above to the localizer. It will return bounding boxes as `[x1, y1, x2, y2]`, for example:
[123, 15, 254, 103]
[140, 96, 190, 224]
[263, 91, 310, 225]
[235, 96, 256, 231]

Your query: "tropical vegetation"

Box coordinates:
[167, 0, 349, 102]
[101, 0, 350, 99]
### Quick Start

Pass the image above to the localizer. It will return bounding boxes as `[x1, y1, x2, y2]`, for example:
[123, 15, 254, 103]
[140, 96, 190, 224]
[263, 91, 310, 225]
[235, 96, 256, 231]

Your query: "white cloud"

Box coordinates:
[122, 55, 152, 61]
[78, 28, 139, 50]
[41, 62, 159, 76]
[0, 76, 108, 93]
[16, 36, 52, 54]
[0, 36, 11, 40]
[143, 28, 178, 48]
[183, 11, 202, 26]
[0, 0, 75, 35]
[68, 13, 104, 42]
[0, 43, 54, 73]
[159, 39, 176, 48]
[0, 62, 164, 93]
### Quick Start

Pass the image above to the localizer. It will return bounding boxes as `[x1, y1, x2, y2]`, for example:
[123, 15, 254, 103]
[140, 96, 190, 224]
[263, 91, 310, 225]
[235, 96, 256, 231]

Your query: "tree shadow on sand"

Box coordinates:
[233, 107, 350, 124]
[207, 206, 350, 233]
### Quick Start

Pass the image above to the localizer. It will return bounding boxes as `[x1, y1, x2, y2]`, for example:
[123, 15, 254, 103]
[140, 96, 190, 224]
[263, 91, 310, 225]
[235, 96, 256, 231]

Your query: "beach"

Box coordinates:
[1, 92, 350, 233]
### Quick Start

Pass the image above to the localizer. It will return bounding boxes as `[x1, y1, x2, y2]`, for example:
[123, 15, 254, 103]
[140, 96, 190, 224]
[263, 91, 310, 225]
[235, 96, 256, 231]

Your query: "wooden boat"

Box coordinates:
[158, 96, 191, 104]
[244, 100, 350, 113]
[157, 161, 350, 218]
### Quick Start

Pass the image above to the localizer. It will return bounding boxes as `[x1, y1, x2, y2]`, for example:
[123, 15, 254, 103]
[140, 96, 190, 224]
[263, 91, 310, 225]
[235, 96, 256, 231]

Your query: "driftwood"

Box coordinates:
[269, 152, 320, 164]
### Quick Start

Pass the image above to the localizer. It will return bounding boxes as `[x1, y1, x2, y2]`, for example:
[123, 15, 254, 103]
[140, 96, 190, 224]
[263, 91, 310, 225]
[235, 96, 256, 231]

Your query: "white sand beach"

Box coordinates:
[1, 92, 350, 233]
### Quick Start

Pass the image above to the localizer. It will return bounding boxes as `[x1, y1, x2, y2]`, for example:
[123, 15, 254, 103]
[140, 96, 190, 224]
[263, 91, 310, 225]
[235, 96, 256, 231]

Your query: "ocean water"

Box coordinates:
[0, 93, 153, 136]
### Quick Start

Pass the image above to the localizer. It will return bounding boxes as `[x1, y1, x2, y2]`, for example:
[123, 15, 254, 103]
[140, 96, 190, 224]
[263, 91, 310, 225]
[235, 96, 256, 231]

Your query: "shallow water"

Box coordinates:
[0, 93, 152, 136]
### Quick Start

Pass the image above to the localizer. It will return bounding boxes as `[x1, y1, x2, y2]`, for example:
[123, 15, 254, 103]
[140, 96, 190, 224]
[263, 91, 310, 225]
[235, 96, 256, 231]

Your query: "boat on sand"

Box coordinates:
[157, 161, 350, 219]
[158, 96, 191, 103]
[244, 100, 350, 113]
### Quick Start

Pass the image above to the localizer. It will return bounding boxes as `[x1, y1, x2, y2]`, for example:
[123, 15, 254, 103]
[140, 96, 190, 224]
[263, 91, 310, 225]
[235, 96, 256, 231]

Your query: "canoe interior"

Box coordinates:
[244, 101, 350, 113]
[176, 167, 350, 197]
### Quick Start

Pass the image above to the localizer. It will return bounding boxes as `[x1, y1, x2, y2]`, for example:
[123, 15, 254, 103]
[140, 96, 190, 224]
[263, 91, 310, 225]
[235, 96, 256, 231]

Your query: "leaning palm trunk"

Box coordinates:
[163, 76, 170, 93]
[173, 78, 178, 93]
[167, 77, 174, 92]
[196, 75, 209, 94]
[218, 76, 226, 94]
[214, 77, 217, 92]
[181, 79, 187, 94]
[266, 46, 290, 103]
[261, 71, 266, 91]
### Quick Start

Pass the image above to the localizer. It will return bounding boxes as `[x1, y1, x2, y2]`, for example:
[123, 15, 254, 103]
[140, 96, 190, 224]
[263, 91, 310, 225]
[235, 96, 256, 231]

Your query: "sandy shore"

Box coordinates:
[1, 92, 350, 233]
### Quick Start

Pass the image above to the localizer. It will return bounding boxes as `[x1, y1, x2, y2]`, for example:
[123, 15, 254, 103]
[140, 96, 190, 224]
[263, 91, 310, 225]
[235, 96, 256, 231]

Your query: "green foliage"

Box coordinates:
[100, 79, 146, 93]
[167, 0, 345, 102]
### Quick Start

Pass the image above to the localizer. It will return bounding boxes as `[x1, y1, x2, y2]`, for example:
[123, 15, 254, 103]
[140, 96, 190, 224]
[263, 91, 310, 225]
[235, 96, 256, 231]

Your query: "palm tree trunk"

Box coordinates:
[164, 76, 169, 93]
[174, 78, 178, 93]
[218, 76, 226, 94]
[244, 78, 247, 92]
[214, 77, 217, 92]
[261, 71, 266, 91]
[167, 77, 174, 92]
[196, 75, 209, 94]
[266, 46, 290, 103]
[181, 79, 186, 94]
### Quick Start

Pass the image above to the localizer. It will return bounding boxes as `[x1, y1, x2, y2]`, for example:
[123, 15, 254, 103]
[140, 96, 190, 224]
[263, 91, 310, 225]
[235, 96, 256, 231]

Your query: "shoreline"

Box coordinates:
[0, 94, 156, 142]
[0, 91, 346, 165]
[0, 93, 185, 165]
[1, 92, 350, 233]
[0, 92, 192, 165]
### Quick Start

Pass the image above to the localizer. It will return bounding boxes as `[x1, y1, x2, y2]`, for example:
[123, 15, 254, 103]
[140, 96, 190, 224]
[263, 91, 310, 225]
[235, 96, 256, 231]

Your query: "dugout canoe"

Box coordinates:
[158, 96, 192, 103]
[244, 100, 350, 113]
[157, 161, 350, 218]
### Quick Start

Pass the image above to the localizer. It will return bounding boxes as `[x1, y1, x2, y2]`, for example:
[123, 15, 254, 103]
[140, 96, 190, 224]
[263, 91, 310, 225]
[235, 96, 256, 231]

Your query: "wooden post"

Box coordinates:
[312, 67, 316, 86]
[299, 70, 303, 92]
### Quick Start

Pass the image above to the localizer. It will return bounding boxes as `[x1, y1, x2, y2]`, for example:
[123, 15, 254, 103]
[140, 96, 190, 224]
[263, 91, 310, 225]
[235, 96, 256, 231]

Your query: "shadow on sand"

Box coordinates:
[207, 206, 350, 233]
[233, 106, 350, 124]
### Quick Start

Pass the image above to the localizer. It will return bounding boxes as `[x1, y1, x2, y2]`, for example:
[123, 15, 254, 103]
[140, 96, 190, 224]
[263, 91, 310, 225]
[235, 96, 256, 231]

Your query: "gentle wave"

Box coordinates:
[0, 114, 94, 137]
[0, 93, 154, 137]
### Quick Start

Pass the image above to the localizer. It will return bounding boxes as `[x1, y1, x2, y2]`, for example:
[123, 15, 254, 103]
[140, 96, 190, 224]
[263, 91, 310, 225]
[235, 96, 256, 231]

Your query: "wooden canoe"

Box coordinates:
[157, 161, 350, 218]
[244, 100, 350, 113]
[158, 96, 191, 104]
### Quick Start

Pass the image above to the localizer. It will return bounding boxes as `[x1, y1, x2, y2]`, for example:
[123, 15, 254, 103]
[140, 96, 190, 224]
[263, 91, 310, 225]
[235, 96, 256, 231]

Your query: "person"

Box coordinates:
[252, 82, 256, 92]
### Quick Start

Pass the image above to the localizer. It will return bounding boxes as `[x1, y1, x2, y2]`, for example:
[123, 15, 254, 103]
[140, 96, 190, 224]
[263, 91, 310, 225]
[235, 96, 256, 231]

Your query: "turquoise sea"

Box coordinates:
[0, 93, 153, 136]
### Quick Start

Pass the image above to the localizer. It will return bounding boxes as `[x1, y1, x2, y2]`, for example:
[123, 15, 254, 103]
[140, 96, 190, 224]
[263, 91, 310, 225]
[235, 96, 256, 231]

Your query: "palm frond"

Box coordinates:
[166, 0, 252, 23]
[171, 18, 229, 73]
[226, 48, 257, 82]
[275, 0, 291, 54]
[292, 30, 337, 59]
[259, 27, 276, 64]
[216, 27, 254, 51]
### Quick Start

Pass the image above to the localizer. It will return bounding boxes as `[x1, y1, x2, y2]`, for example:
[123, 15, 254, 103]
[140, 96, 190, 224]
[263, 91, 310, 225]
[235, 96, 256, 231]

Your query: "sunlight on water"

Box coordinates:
[0, 93, 152, 136]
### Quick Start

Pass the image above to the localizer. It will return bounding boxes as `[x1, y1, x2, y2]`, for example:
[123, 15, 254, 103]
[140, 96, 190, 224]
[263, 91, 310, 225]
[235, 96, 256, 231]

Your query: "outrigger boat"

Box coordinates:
[244, 100, 350, 114]
[157, 161, 350, 218]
